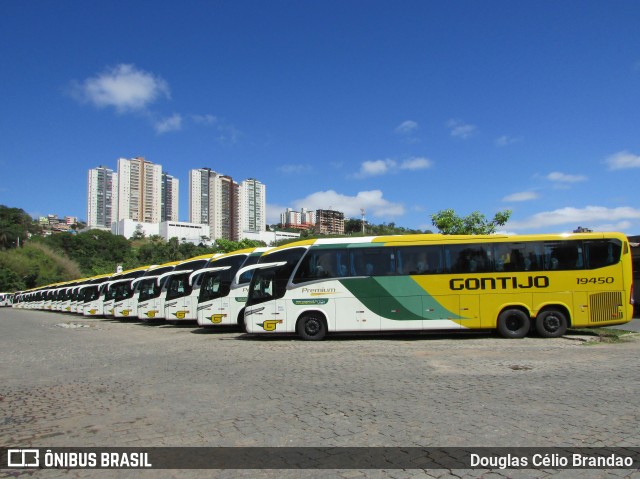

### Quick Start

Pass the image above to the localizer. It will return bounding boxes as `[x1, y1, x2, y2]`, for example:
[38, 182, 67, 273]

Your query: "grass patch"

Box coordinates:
[568, 327, 635, 344]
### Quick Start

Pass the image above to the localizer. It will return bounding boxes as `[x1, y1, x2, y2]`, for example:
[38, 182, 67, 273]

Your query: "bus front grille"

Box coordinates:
[589, 292, 623, 323]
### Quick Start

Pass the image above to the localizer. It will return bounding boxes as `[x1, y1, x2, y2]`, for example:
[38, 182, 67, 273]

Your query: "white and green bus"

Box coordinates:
[163, 254, 224, 322]
[242, 232, 635, 340]
[0, 292, 13, 307]
[83, 274, 116, 317]
[139, 255, 213, 321]
[113, 263, 172, 319]
[193, 247, 270, 327]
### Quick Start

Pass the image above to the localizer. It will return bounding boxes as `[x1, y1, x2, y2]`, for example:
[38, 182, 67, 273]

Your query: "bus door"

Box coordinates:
[244, 263, 289, 334]
[194, 267, 232, 326]
[165, 271, 196, 321]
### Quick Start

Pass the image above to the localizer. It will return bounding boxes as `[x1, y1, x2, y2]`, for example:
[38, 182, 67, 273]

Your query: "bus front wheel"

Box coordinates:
[535, 309, 568, 338]
[297, 314, 327, 341]
[497, 309, 530, 339]
[238, 309, 248, 333]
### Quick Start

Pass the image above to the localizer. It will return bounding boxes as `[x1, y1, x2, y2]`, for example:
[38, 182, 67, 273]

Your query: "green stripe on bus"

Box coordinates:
[339, 277, 459, 321]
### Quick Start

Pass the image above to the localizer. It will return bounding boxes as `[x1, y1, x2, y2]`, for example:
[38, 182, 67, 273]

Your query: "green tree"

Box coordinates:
[431, 209, 511, 235]
[38, 229, 133, 275]
[131, 224, 146, 240]
[0, 205, 41, 249]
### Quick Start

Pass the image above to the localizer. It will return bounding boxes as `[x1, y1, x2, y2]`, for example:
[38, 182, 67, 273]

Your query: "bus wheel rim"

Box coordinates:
[305, 319, 321, 335]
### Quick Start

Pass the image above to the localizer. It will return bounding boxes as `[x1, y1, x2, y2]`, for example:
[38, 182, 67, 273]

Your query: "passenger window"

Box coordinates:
[397, 246, 442, 275]
[293, 249, 349, 283]
[493, 242, 543, 272]
[349, 248, 395, 276]
[544, 241, 583, 270]
[584, 240, 621, 269]
[445, 244, 492, 273]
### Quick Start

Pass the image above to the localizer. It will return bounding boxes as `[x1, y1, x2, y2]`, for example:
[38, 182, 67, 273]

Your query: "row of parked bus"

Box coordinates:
[10, 232, 636, 340]
[12, 246, 269, 328]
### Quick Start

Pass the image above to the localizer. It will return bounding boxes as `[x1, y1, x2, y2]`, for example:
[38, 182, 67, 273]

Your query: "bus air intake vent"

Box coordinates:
[589, 292, 623, 323]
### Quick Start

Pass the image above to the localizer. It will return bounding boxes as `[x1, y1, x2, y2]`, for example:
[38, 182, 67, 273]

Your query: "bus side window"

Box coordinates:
[584, 240, 622, 269]
[544, 241, 583, 270]
[294, 249, 349, 283]
[446, 245, 491, 274]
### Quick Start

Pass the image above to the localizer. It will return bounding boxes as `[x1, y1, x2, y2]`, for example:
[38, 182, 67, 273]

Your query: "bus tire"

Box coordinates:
[497, 309, 530, 339]
[237, 309, 248, 332]
[535, 309, 568, 338]
[297, 313, 327, 341]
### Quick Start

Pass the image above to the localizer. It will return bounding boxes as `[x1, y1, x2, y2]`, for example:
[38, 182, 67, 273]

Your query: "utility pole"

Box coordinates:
[360, 209, 366, 234]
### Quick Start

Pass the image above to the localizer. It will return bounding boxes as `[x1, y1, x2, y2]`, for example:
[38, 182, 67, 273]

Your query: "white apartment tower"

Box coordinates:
[281, 207, 316, 229]
[117, 157, 163, 224]
[161, 173, 179, 222]
[87, 166, 118, 229]
[189, 168, 240, 241]
[239, 178, 266, 233]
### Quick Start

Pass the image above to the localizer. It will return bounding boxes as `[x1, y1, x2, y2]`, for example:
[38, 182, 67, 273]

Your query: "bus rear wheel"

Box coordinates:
[297, 314, 327, 341]
[497, 309, 530, 339]
[535, 309, 568, 338]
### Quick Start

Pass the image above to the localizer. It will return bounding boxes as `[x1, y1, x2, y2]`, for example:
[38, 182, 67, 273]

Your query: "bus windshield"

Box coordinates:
[198, 254, 251, 303]
[247, 247, 307, 306]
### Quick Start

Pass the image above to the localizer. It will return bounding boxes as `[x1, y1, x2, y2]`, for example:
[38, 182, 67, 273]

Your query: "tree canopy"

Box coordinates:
[0, 205, 41, 249]
[431, 209, 511, 235]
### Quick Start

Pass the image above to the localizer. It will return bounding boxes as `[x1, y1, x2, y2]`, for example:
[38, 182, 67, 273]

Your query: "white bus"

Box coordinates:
[113, 263, 172, 319]
[59, 281, 81, 313]
[242, 233, 634, 340]
[43, 284, 64, 311]
[105, 266, 151, 318]
[163, 254, 227, 322]
[137, 259, 188, 321]
[194, 247, 270, 327]
[0, 292, 13, 307]
[83, 274, 115, 317]
[157, 254, 217, 323]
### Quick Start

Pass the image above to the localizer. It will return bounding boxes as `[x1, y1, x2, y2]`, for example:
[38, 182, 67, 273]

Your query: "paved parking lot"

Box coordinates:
[1, 309, 639, 478]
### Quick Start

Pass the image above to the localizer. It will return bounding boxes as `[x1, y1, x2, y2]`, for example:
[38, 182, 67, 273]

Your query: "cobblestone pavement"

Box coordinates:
[1, 309, 639, 479]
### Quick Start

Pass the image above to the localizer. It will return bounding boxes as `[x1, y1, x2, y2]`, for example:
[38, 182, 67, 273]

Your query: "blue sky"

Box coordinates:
[1, 1, 640, 234]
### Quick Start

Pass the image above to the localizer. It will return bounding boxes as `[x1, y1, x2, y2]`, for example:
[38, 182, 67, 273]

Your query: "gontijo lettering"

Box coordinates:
[450, 276, 549, 291]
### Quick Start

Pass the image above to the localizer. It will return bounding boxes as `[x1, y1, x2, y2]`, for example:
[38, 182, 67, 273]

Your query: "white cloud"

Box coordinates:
[192, 114, 218, 125]
[356, 159, 397, 177]
[605, 150, 640, 170]
[278, 164, 313, 174]
[447, 119, 477, 139]
[495, 135, 523, 147]
[508, 206, 640, 231]
[546, 171, 588, 183]
[73, 64, 170, 112]
[266, 203, 287, 225]
[154, 114, 182, 134]
[591, 221, 632, 232]
[355, 157, 432, 177]
[191, 114, 241, 144]
[400, 157, 433, 170]
[395, 120, 418, 134]
[293, 190, 405, 219]
[502, 191, 538, 202]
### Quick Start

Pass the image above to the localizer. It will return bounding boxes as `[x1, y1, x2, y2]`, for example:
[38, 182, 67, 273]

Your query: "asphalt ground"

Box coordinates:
[1, 308, 639, 479]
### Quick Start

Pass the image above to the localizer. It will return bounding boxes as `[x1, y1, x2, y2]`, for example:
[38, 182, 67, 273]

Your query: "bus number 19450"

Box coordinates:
[576, 277, 614, 285]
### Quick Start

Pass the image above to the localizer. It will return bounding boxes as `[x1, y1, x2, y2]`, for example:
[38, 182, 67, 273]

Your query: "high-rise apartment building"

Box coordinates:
[189, 168, 240, 241]
[87, 166, 118, 229]
[117, 157, 163, 224]
[161, 173, 179, 222]
[238, 178, 266, 233]
[315, 209, 345, 235]
[281, 207, 316, 229]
